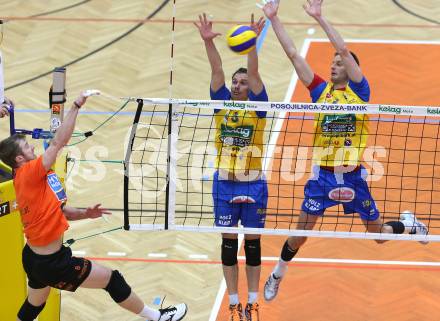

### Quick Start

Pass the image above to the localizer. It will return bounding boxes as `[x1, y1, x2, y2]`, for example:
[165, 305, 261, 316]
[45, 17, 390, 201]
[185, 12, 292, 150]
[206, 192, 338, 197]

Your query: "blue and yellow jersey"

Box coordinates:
[211, 84, 268, 174]
[308, 75, 370, 166]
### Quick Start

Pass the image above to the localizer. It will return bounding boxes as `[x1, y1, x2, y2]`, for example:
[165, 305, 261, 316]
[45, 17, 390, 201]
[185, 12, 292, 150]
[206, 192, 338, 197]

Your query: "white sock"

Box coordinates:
[229, 293, 239, 305]
[139, 305, 161, 321]
[273, 258, 289, 279]
[248, 292, 258, 304]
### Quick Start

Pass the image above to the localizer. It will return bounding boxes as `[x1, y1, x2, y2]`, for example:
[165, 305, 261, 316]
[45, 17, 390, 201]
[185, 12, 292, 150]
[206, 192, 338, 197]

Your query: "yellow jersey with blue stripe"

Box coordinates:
[211, 84, 268, 174]
[308, 74, 370, 166]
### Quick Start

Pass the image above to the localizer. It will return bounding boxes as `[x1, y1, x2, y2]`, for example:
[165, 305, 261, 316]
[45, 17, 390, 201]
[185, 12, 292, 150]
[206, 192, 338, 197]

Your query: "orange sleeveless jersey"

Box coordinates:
[14, 156, 69, 246]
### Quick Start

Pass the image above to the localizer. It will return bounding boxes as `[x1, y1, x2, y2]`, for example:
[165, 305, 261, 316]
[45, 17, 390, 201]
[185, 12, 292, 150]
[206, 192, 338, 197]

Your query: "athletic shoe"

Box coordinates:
[244, 302, 260, 321]
[264, 273, 282, 301]
[400, 210, 429, 244]
[157, 303, 188, 321]
[229, 303, 243, 321]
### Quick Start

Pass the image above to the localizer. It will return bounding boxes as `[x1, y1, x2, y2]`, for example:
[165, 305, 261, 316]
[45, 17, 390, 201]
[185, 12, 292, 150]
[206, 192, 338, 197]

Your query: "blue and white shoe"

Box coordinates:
[157, 303, 188, 321]
[400, 211, 428, 244]
[264, 273, 282, 301]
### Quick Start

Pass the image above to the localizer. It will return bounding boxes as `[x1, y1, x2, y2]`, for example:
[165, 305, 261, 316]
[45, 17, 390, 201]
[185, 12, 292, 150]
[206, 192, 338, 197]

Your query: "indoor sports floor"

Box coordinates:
[1, 1, 440, 320]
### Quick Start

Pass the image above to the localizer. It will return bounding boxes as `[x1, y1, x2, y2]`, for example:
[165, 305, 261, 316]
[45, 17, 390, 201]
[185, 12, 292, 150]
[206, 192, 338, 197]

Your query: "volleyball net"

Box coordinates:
[123, 98, 440, 241]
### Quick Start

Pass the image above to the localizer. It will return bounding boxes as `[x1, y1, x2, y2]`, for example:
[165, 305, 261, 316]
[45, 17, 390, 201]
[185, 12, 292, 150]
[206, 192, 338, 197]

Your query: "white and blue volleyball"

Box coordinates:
[226, 25, 257, 55]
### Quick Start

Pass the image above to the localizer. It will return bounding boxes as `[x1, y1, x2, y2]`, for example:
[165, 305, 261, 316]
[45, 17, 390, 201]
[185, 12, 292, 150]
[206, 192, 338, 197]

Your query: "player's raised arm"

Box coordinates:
[304, 0, 363, 83]
[262, 0, 314, 86]
[42, 92, 87, 171]
[247, 14, 265, 95]
[194, 13, 225, 92]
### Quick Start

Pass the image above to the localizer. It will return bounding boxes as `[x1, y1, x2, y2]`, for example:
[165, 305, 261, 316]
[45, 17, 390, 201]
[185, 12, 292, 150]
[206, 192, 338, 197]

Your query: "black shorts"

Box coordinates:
[22, 244, 92, 292]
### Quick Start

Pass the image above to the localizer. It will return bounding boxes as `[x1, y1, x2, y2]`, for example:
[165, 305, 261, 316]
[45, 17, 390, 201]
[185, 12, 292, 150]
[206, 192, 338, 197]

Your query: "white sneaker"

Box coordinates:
[264, 273, 282, 301]
[400, 211, 429, 244]
[157, 303, 188, 321]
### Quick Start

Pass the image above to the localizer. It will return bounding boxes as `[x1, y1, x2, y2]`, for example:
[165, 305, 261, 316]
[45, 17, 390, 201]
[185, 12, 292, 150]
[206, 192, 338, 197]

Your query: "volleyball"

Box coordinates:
[226, 25, 257, 55]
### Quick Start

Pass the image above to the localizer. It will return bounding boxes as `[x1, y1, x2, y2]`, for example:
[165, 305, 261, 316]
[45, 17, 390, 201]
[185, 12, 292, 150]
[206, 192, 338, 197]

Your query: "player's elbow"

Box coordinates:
[337, 46, 351, 58]
[287, 50, 300, 63]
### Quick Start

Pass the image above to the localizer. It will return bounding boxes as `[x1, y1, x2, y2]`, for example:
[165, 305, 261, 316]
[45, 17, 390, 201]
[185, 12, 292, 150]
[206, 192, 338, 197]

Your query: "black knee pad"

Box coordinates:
[17, 298, 45, 321]
[244, 239, 261, 266]
[221, 238, 238, 266]
[104, 270, 132, 303]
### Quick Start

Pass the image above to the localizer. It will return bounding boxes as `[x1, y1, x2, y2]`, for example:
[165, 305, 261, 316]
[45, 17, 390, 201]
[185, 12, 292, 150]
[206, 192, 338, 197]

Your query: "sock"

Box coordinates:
[139, 305, 161, 321]
[273, 258, 289, 279]
[400, 219, 416, 234]
[385, 221, 405, 234]
[229, 294, 239, 306]
[248, 292, 258, 304]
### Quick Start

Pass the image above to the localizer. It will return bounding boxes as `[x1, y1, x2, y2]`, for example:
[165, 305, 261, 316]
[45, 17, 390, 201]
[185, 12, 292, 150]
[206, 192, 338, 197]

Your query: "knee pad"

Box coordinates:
[221, 238, 238, 266]
[104, 270, 132, 303]
[244, 239, 261, 267]
[17, 298, 45, 321]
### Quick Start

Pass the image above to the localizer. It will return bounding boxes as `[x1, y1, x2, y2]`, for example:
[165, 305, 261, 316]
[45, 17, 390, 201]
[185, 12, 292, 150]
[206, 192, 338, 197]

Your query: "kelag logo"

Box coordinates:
[224, 101, 247, 109]
[379, 105, 401, 114]
[427, 108, 440, 115]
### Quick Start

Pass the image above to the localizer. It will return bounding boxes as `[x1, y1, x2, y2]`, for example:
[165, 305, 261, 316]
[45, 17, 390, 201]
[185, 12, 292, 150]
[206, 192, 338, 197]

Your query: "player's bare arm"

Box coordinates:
[194, 13, 225, 91]
[62, 204, 111, 221]
[304, 0, 363, 82]
[247, 14, 265, 95]
[42, 93, 88, 171]
[262, 0, 314, 86]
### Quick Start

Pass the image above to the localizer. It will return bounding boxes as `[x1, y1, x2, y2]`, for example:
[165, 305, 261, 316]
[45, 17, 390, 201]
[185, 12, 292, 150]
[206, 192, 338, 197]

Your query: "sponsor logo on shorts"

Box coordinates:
[304, 199, 321, 212]
[362, 199, 372, 208]
[257, 208, 266, 215]
[229, 196, 256, 204]
[328, 187, 355, 203]
[218, 214, 232, 226]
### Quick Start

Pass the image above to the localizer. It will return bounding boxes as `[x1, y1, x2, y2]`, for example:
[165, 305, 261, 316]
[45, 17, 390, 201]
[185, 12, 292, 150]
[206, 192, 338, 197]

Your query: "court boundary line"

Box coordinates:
[84, 255, 440, 270]
[307, 38, 440, 45]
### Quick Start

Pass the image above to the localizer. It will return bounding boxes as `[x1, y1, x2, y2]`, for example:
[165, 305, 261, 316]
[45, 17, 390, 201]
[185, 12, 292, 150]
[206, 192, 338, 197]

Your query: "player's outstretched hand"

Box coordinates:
[85, 204, 112, 219]
[303, 0, 323, 19]
[194, 13, 221, 41]
[260, 0, 280, 21]
[250, 13, 265, 36]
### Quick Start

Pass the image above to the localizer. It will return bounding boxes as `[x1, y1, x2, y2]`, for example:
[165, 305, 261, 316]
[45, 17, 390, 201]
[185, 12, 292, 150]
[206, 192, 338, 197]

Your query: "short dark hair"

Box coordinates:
[335, 51, 360, 66]
[0, 134, 26, 168]
[232, 67, 248, 79]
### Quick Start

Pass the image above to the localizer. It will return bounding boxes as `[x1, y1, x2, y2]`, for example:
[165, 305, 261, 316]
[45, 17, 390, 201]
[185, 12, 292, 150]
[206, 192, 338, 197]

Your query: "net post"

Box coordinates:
[165, 102, 177, 230]
[123, 99, 144, 230]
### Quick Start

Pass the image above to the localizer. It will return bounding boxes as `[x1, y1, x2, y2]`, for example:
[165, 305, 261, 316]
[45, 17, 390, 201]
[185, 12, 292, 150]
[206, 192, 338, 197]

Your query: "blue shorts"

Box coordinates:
[212, 171, 268, 228]
[301, 165, 379, 221]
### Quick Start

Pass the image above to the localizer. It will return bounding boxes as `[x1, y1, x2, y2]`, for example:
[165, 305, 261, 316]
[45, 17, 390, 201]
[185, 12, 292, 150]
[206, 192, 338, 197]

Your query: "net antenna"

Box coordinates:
[49, 68, 67, 133]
